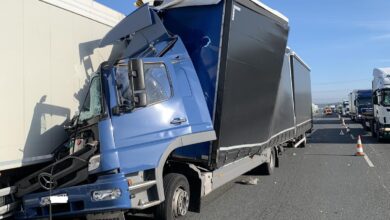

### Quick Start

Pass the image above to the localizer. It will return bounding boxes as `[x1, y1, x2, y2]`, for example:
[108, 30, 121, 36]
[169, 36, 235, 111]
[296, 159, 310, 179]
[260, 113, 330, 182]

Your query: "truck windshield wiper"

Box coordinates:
[157, 36, 178, 57]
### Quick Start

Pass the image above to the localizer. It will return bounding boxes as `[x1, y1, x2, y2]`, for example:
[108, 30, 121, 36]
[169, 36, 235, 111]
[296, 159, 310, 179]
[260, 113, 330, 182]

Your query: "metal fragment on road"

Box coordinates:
[239, 177, 259, 185]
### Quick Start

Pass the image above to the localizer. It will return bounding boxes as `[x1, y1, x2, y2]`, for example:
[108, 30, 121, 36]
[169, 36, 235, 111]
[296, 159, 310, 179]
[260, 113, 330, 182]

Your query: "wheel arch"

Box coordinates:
[155, 131, 216, 204]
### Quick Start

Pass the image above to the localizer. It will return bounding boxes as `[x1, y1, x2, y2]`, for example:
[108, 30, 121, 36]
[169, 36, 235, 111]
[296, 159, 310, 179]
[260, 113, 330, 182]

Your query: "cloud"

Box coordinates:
[371, 33, 390, 41]
[373, 59, 390, 63]
[356, 21, 390, 32]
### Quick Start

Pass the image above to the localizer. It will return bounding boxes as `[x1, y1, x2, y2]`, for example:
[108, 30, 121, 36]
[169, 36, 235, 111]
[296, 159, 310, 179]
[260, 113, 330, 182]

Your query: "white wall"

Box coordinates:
[0, 0, 124, 170]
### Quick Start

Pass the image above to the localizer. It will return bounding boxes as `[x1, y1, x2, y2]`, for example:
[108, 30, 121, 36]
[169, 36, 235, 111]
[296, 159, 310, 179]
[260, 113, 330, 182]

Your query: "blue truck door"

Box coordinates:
[111, 58, 191, 154]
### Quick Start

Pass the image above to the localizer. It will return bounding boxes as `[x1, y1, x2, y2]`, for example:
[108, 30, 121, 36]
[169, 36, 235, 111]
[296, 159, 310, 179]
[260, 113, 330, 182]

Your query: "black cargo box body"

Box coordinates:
[290, 52, 313, 136]
[162, 0, 293, 168]
[268, 52, 296, 145]
[211, 0, 291, 167]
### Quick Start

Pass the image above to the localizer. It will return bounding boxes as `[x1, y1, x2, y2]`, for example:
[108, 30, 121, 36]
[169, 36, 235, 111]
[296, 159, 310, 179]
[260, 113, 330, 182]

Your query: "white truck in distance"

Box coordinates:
[342, 101, 349, 116]
[372, 67, 390, 141]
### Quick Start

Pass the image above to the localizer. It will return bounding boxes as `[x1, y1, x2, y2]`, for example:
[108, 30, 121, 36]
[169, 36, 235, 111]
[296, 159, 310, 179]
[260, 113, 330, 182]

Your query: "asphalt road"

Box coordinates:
[129, 114, 390, 220]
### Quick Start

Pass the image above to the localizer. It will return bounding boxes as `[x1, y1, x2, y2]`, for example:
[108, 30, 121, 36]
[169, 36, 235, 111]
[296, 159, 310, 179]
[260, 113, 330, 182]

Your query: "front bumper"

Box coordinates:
[378, 126, 390, 139]
[16, 173, 130, 219]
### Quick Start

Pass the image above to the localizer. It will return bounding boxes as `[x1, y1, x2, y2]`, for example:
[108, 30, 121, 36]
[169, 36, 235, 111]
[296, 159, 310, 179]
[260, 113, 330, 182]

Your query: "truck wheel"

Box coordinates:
[155, 173, 190, 220]
[376, 131, 383, 143]
[261, 148, 275, 175]
[371, 121, 377, 137]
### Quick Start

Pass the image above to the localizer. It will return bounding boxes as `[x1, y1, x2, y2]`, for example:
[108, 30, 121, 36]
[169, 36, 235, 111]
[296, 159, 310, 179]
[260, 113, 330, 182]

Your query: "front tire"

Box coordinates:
[155, 173, 190, 220]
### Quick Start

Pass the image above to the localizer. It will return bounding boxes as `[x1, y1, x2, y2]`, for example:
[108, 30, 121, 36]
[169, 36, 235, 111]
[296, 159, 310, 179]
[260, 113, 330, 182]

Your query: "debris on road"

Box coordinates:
[239, 177, 259, 185]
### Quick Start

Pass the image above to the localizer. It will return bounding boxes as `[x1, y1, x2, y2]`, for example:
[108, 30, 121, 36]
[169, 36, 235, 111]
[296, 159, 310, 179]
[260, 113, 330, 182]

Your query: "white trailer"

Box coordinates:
[0, 0, 123, 217]
[371, 68, 390, 141]
[349, 90, 358, 120]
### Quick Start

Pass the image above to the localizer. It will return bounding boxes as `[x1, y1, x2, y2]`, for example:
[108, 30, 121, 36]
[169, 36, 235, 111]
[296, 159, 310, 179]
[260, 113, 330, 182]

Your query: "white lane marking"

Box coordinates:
[364, 154, 375, 168]
[350, 134, 355, 140]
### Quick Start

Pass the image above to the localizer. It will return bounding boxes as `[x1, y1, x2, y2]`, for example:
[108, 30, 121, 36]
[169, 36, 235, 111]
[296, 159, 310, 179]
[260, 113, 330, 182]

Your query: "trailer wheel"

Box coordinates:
[155, 173, 190, 220]
[261, 148, 275, 175]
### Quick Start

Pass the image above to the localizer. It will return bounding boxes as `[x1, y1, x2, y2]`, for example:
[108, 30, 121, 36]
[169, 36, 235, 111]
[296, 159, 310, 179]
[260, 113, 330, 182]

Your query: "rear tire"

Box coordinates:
[155, 173, 190, 220]
[261, 148, 276, 175]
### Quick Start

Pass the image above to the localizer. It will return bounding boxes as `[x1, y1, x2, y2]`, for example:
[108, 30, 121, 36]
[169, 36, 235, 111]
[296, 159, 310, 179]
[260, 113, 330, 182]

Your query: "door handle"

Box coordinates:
[170, 117, 187, 125]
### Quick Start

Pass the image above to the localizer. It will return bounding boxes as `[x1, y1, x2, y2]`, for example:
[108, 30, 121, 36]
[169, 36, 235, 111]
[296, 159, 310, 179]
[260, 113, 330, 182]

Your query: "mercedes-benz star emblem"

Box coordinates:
[38, 172, 57, 190]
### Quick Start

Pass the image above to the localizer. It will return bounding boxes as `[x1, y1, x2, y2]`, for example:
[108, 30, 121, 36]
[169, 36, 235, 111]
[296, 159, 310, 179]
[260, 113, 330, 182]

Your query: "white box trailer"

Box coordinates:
[0, 0, 123, 217]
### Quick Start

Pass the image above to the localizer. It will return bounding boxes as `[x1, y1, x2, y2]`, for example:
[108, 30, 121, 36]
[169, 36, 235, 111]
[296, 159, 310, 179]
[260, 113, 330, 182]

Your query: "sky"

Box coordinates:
[96, 0, 390, 104]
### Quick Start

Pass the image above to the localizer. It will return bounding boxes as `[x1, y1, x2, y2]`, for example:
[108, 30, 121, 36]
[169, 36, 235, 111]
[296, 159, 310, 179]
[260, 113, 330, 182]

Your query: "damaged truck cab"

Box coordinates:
[14, 1, 310, 220]
[16, 3, 216, 219]
[17, 7, 215, 220]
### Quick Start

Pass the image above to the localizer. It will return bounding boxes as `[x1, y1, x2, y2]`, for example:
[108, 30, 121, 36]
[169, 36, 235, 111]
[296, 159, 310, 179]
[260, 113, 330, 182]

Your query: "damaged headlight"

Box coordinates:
[88, 154, 101, 172]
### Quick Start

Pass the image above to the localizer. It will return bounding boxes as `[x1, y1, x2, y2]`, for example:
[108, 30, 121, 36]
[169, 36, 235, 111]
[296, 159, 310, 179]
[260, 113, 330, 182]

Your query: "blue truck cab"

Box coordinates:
[355, 90, 373, 121]
[14, 1, 301, 219]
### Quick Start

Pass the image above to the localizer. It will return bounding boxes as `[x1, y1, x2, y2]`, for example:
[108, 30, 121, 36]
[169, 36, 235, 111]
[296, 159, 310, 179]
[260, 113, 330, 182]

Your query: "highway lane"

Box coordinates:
[128, 114, 390, 220]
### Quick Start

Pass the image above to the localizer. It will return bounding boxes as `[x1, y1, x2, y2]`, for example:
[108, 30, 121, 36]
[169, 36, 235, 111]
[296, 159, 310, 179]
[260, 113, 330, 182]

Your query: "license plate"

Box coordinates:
[40, 194, 68, 206]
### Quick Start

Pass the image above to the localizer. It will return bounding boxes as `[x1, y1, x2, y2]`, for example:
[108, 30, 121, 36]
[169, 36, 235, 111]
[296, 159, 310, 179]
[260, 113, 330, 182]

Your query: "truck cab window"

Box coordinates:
[144, 63, 171, 104]
[116, 65, 133, 107]
[79, 76, 102, 122]
[382, 91, 390, 106]
[116, 63, 171, 108]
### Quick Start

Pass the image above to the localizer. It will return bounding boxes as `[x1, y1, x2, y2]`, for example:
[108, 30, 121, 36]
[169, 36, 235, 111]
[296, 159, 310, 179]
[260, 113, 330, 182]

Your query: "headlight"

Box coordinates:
[88, 155, 101, 172]
[358, 114, 362, 118]
[92, 189, 121, 201]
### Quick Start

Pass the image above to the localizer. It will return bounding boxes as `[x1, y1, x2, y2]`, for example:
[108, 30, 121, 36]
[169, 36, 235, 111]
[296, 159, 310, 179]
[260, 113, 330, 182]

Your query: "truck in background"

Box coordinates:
[341, 100, 349, 116]
[9, 1, 312, 219]
[0, 0, 123, 218]
[371, 68, 390, 141]
[349, 90, 373, 122]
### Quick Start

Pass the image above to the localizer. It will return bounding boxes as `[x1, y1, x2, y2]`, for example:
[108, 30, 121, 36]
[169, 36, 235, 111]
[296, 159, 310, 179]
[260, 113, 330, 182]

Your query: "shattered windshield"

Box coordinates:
[79, 76, 102, 122]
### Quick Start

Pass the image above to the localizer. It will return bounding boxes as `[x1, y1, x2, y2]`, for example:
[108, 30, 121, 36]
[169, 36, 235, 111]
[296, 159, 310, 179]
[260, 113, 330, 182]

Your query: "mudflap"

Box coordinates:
[86, 211, 125, 220]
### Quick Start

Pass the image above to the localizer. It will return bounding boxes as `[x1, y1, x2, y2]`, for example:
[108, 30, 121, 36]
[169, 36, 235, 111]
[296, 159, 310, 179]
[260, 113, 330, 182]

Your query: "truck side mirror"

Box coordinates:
[373, 95, 378, 105]
[129, 59, 147, 108]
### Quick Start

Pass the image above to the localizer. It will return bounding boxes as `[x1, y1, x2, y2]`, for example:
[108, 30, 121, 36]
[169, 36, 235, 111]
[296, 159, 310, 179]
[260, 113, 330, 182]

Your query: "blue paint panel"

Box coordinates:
[108, 40, 213, 171]
[162, 2, 224, 117]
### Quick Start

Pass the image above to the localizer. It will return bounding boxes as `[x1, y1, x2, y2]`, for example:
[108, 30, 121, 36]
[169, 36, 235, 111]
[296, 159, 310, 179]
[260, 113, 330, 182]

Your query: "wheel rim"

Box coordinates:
[172, 186, 189, 217]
